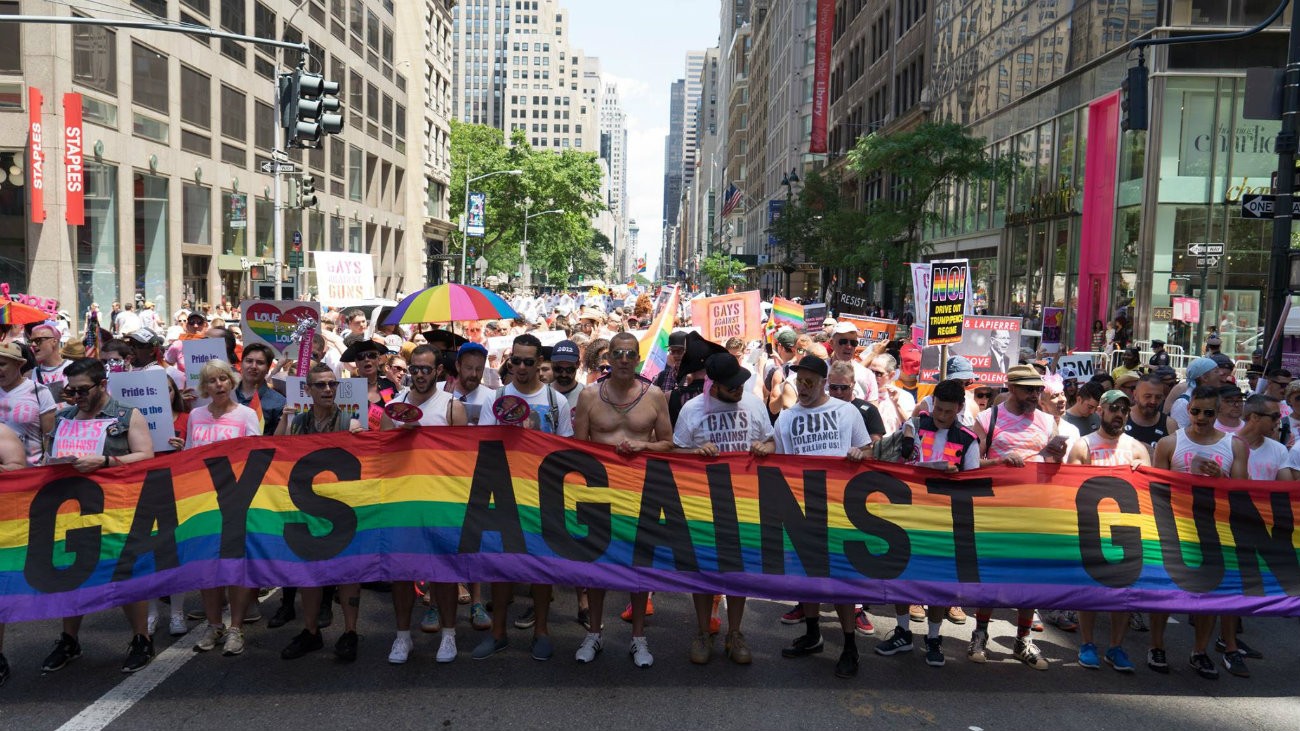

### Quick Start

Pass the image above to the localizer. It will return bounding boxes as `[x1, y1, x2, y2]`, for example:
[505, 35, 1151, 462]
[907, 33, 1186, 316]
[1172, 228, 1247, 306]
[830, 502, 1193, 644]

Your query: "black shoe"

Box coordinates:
[875, 627, 914, 656]
[121, 634, 154, 673]
[267, 603, 296, 629]
[834, 649, 859, 678]
[1189, 652, 1219, 680]
[317, 603, 334, 629]
[1146, 648, 1169, 674]
[781, 634, 824, 658]
[281, 629, 324, 660]
[41, 633, 82, 673]
[0, 652, 10, 687]
[335, 631, 359, 663]
[1215, 636, 1263, 660]
[1221, 650, 1250, 678]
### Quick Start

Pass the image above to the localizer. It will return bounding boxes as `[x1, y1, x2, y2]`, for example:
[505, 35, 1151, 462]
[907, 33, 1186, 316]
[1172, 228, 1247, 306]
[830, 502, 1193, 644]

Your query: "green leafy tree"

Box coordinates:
[765, 168, 867, 297]
[698, 250, 747, 293]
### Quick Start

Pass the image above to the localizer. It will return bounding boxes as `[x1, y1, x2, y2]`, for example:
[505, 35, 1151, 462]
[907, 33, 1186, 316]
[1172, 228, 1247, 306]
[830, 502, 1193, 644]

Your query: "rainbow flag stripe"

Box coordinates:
[638, 285, 678, 379]
[2, 428, 1299, 622]
[771, 297, 804, 330]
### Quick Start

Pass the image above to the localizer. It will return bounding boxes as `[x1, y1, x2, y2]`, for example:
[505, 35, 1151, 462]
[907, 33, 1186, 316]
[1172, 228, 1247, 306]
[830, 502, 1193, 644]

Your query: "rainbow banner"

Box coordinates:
[3, 428, 1300, 622]
[637, 284, 678, 380]
[771, 297, 804, 331]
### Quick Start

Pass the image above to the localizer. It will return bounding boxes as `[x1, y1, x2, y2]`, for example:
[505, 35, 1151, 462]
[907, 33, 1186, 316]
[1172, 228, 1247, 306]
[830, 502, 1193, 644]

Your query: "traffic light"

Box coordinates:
[280, 69, 343, 148]
[1121, 65, 1148, 132]
[1168, 277, 1190, 296]
[300, 174, 317, 208]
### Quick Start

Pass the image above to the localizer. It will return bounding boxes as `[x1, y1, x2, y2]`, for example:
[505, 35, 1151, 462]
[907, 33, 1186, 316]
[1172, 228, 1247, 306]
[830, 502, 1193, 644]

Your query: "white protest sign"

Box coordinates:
[49, 418, 115, 462]
[181, 339, 229, 388]
[335, 377, 368, 430]
[313, 252, 375, 307]
[108, 370, 173, 453]
[1057, 353, 1100, 380]
[285, 376, 312, 409]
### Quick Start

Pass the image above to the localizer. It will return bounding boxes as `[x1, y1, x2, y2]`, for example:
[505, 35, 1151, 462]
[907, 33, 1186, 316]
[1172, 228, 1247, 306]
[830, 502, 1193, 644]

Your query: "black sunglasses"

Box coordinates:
[836, 338, 857, 346]
[408, 365, 435, 375]
[1189, 407, 1216, 417]
[63, 384, 99, 397]
[310, 381, 340, 390]
[510, 356, 537, 367]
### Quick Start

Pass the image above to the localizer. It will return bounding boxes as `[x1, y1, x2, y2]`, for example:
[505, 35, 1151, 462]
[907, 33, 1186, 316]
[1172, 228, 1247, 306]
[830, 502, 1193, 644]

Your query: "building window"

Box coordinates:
[221, 85, 246, 142]
[134, 172, 170, 315]
[183, 184, 211, 245]
[0, 151, 27, 288]
[255, 102, 274, 150]
[180, 66, 211, 130]
[78, 163, 119, 320]
[72, 22, 116, 94]
[348, 145, 363, 201]
[220, 0, 247, 63]
[131, 43, 169, 114]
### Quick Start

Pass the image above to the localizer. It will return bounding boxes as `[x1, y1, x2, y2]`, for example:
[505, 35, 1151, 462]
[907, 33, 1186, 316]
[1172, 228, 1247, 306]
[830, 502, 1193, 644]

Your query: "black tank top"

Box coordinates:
[1124, 416, 1169, 454]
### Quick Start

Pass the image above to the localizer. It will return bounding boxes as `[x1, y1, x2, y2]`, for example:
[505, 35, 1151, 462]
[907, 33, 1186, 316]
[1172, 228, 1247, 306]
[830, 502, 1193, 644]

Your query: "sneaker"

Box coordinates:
[186, 607, 208, 621]
[1216, 637, 1263, 660]
[514, 605, 537, 629]
[781, 633, 824, 658]
[629, 636, 654, 668]
[530, 634, 554, 661]
[924, 637, 945, 667]
[335, 631, 359, 663]
[967, 629, 989, 663]
[1051, 610, 1079, 632]
[854, 608, 875, 636]
[620, 595, 655, 622]
[908, 604, 927, 622]
[1146, 647, 1169, 674]
[420, 606, 442, 633]
[1105, 646, 1135, 673]
[725, 631, 752, 665]
[316, 602, 332, 629]
[193, 623, 224, 653]
[244, 605, 262, 624]
[875, 627, 914, 656]
[1221, 649, 1250, 678]
[472, 635, 510, 660]
[1030, 611, 1044, 632]
[779, 604, 806, 624]
[1014, 637, 1048, 670]
[689, 632, 712, 665]
[0, 652, 9, 687]
[1078, 642, 1100, 668]
[169, 614, 188, 637]
[834, 648, 859, 678]
[1129, 611, 1149, 632]
[436, 632, 458, 663]
[281, 629, 324, 660]
[471, 602, 491, 631]
[946, 606, 967, 625]
[221, 627, 245, 656]
[121, 634, 154, 673]
[388, 633, 414, 664]
[575, 632, 603, 663]
[147, 606, 158, 637]
[577, 608, 591, 630]
[1189, 652, 1219, 679]
[268, 602, 296, 629]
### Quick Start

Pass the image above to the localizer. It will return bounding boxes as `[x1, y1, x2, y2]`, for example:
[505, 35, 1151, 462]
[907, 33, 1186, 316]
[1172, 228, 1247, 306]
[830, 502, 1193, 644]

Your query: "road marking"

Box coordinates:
[55, 593, 277, 731]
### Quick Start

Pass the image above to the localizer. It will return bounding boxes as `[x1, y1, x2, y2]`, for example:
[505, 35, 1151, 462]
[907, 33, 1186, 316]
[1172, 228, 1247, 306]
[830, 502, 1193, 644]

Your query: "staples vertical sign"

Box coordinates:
[28, 88, 44, 224]
[63, 93, 85, 226]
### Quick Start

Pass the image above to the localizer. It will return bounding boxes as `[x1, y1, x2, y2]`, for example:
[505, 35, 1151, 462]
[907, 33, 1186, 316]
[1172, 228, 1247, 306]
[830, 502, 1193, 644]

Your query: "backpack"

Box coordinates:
[873, 416, 921, 463]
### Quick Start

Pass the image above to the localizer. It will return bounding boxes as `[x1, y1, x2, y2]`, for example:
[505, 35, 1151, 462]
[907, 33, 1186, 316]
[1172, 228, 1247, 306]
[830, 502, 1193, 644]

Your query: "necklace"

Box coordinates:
[312, 409, 337, 433]
[599, 380, 649, 415]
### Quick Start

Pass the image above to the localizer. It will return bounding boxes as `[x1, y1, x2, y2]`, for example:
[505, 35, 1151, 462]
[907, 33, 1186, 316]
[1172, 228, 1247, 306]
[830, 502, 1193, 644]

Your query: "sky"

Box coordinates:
[559, 0, 720, 276]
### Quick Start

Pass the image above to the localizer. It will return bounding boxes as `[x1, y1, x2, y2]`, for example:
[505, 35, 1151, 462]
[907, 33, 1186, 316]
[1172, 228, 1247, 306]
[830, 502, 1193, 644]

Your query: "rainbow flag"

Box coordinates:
[638, 284, 678, 379]
[771, 297, 804, 330]
[248, 389, 265, 434]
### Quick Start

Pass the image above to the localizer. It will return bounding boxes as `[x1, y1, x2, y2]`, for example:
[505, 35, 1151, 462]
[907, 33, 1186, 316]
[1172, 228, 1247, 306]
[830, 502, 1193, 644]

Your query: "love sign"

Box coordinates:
[239, 300, 322, 356]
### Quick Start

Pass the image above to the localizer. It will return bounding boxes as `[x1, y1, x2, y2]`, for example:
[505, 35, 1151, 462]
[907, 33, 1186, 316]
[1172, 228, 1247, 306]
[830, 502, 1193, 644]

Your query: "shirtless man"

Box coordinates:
[572, 331, 674, 668]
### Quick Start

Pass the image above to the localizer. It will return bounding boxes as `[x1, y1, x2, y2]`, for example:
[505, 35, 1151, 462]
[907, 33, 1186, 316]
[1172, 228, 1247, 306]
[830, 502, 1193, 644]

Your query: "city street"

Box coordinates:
[2, 588, 1297, 730]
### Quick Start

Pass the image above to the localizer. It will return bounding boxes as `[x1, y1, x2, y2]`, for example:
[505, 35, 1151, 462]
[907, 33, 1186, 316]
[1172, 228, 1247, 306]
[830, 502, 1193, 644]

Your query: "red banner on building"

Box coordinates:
[28, 87, 44, 224]
[809, 0, 834, 154]
[63, 93, 85, 226]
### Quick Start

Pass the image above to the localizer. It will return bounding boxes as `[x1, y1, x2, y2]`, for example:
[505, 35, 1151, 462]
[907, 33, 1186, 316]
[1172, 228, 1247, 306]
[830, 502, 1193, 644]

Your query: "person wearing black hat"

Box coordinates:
[672, 352, 774, 666]
[340, 338, 397, 431]
[667, 331, 728, 424]
[752, 354, 869, 679]
[1148, 340, 1170, 367]
[652, 330, 688, 394]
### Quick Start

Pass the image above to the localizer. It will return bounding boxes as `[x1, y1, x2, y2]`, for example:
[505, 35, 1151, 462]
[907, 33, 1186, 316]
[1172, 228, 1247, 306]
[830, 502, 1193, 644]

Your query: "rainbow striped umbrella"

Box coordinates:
[382, 283, 519, 325]
[0, 298, 48, 326]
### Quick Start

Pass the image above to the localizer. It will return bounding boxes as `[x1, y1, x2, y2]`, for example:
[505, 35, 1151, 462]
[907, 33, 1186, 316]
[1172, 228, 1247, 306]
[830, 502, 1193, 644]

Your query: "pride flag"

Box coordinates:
[248, 389, 265, 434]
[771, 297, 804, 330]
[638, 284, 678, 380]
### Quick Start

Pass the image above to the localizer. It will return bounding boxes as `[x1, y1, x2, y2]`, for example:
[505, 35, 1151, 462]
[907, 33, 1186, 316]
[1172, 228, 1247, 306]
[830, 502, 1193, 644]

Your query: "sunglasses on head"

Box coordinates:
[510, 356, 537, 367]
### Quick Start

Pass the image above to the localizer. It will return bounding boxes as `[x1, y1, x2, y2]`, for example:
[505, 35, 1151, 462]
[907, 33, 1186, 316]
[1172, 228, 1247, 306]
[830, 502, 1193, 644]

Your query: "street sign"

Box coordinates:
[259, 160, 299, 174]
[1187, 242, 1225, 257]
[1240, 193, 1300, 219]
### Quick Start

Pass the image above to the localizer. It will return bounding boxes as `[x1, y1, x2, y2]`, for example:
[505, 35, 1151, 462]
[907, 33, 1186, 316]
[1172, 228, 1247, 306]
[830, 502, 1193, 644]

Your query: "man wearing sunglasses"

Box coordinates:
[1151, 384, 1249, 679]
[27, 322, 70, 390]
[573, 331, 674, 668]
[547, 340, 584, 415]
[827, 321, 877, 402]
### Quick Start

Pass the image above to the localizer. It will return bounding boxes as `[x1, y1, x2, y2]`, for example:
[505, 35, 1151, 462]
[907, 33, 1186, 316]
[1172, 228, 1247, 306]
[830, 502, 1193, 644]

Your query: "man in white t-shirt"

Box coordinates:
[753, 355, 869, 680]
[115, 302, 142, 336]
[547, 339, 585, 415]
[27, 323, 70, 396]
[450, 343, 495, 425]
[0, 342, 56, 466]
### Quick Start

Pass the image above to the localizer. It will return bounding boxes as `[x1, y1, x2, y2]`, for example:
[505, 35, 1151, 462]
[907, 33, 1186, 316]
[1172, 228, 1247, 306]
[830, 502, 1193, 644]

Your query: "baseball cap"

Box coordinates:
[946, 355, 976, 380]
[550, 339, 580, 363]
[1218, 384, 1246, 399]
[1006, 364, 1046, 387]
[899, 342, 921, 376]
[384, 334, 404, 354]
[832, 321, 860, 336]
[822, 317, 837, 327]
[1099, 389, 1131, 406]
[1206, 334, 1222, 346]
[128, 328, 163, 347]
[1154, 365, 1178, 380]
[705, 352, 750, 389]
[1151, 340, 1165, 348]
[1059, 365, 1079, 382]
[775, 328, 798, 348]
[668, 330, 688, 348]
[788, 354, 829, 379]
[187, 312, 207, 325]
[1210, 353, 1234, 370]
[457, 342, 489, 359]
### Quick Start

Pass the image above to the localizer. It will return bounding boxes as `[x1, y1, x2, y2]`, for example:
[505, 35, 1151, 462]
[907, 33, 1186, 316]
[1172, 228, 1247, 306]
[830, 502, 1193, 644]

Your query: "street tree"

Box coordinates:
[698, 250, 747, 294]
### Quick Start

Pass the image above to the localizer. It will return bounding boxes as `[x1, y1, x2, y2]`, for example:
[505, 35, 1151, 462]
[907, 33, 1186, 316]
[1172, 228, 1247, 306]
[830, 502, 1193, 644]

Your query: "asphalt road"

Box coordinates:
[2, 588, 1298, 731]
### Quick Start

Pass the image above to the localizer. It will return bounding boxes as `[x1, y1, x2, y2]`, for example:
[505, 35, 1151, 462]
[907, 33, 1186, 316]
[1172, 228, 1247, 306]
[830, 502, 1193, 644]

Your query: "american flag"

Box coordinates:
[720, 184, 743, 218]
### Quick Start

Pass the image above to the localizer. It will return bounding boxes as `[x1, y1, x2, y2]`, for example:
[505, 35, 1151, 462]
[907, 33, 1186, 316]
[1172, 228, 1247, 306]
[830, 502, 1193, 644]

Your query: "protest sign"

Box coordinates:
[920, 316, 1022, 384]
[690, 291, 763, 343]
[1042, 307, 1065, 353]
[181, 339, 229, 388]
[1058, 353, 1102, 380]
[239, 300, 322, 357]
[312, 252, 375, 307]
[335, 377, 368, 430]
[108, 370, 173, 453]
[48, 418, 114, 462]
[926, 260, 969, 346]
[802, 303, 827, 332]
[838, 315, 899, 345]
[835, 290, 872, 317]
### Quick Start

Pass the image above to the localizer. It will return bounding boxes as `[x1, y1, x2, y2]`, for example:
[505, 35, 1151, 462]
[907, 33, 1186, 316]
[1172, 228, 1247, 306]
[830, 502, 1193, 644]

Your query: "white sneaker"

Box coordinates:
[575, 632, 603, 663]
[169, 614, 188, 637]
[436, 632, 457, 663]
[389, 633, 414, 664]
[221, 627, 245, 656]
[630, 636, 654, 668]
[146, 608, 158, 637]
[193, 623, 224, 652]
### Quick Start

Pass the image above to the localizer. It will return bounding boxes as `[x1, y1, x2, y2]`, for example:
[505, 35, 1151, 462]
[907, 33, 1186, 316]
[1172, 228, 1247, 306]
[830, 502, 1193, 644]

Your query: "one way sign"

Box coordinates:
[1187, 242, 1225, 257]
[1241, 193, 1300, 218]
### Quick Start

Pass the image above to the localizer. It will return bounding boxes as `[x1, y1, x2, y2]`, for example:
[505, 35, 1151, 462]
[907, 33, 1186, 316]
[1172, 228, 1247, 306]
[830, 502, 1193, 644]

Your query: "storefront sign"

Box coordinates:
[312, 252, 376, 306]
[690, 290, 763, 343]
[62, 93, 84, 226]
[1005, 176, 1079, 226]
[1181, 91, 1280, 179]
[926, 260, 968, 346]
[28, 87, 44, 224]
[808, 0, 833, 154]
[920, 316, 1022, 384]
[1152, 307, 1174, 321]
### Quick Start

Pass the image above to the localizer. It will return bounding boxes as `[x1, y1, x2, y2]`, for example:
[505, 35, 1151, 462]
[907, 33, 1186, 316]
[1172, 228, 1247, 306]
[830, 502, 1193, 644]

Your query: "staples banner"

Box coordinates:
[3, 428, 1300, 622]
[63, 93, 85, 226]
[29, 88, 44, 224]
